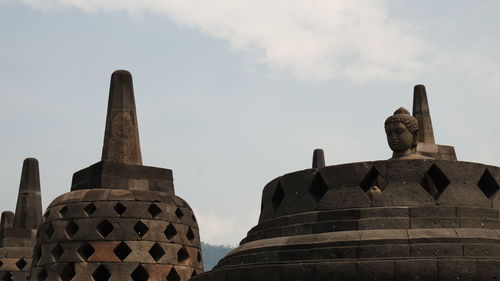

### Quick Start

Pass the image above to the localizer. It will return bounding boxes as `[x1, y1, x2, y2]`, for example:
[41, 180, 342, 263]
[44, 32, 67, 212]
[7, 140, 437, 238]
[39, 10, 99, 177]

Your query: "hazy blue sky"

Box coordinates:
[1, 0, 499, 245]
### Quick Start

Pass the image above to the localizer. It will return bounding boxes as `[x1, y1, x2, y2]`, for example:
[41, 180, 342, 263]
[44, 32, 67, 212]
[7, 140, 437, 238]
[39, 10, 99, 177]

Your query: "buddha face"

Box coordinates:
[385, 122, 414, 154]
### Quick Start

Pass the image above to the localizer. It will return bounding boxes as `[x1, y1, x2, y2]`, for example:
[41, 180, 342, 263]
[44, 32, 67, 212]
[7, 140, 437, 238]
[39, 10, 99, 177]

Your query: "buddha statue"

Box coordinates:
[385, 107, 432, 160]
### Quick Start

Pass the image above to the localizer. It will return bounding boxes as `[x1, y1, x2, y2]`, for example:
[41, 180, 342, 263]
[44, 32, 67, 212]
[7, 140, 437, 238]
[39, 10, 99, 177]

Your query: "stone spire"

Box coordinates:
[0, 211, 14, 246]
[412, 84, 435, 144]
[312, 149, 325, 168]
[0, 159, 43, 280]
[0, 212, 14, 230]
[13, 158, 42, 230]
[71, 71, 174, 192]
[32, 70, 203, 281]
[411, 84, 457, 160]
[102, 70, 142, 165]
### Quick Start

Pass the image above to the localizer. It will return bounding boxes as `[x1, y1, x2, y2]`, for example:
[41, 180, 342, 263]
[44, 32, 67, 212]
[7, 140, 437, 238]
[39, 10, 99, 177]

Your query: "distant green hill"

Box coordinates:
[201, 242, 235, 270]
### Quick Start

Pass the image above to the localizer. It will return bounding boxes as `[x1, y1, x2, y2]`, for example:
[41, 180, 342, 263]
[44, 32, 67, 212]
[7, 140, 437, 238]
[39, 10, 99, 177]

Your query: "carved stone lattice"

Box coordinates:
[359, 166, 384, 193]
[308, 173, 329, 203]
[192, 159, 500, 281]
[272, 182, 285, 210]
[478, 169, 499, 198]
[420, 164, 450, 199]
[28, 71, 203, 281]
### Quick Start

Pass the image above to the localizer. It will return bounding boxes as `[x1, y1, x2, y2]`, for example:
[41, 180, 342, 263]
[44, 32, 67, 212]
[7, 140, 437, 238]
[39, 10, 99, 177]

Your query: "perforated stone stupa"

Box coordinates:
[0, 158, 43, 281]
[192, 85, 500, 281]
[29, 70, 203, 281]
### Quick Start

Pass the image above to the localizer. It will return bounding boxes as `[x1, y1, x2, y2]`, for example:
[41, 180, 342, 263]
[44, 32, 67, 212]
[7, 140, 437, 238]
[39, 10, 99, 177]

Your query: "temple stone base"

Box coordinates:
[192, 159, 500, 281]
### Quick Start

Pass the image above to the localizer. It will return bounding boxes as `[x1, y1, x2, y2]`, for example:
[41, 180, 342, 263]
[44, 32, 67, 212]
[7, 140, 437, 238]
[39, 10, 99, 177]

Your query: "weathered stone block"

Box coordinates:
[395, 259, 438, 281]
[437, 259, 478, 281]
[356, 261, 395, 281]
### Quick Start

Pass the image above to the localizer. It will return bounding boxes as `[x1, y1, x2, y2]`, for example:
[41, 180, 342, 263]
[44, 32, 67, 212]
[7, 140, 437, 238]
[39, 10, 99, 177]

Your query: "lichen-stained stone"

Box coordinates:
[29, 70, 202, 281]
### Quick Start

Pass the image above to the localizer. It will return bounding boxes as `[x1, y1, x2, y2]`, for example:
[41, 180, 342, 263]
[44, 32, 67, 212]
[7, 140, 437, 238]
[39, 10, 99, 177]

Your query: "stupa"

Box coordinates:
[29, 70, 203, 281]
[0, 158, 43, 281]
[191, 85, 500, 281]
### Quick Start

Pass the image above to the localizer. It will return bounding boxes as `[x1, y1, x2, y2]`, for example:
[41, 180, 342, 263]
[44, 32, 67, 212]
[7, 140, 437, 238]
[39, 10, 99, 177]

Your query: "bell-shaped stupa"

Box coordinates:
[191, 85, 500, 281]
[29, 70, 203, 281]
[0, 158, 43, 281]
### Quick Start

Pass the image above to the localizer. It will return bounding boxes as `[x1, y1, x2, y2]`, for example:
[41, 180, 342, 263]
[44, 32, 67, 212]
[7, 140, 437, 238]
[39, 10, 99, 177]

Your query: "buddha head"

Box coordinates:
[384, 107, 419, 158]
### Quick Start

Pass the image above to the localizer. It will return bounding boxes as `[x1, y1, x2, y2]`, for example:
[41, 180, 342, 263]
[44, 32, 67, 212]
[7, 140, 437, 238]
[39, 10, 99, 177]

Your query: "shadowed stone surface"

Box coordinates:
[14, 158, 42, 230]
[71, 160, 174, 193]
[30, 70, 202, 281]
[413, 85, 435, 144]
[312, 149, 325, 169]
[0, 158, 43, 281]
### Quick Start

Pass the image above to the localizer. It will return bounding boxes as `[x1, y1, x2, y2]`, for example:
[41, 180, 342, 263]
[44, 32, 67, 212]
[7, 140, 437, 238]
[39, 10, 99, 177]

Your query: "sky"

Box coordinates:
[0, 0, 499, 245]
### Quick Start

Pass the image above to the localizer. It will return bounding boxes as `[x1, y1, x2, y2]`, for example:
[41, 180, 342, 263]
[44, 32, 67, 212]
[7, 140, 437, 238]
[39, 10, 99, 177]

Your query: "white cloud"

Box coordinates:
[428, 53, 500, 100]
[194, 208, 259, 246]
[449, 54, 500, 94]
[15, 0, 429, 82]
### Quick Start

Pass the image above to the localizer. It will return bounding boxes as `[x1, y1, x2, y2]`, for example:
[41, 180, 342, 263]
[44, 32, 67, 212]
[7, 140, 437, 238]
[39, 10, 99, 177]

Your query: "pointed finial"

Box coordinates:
[102, 70, 142, 165]
[312, 149, 325, 168]
[412, 84, 435, 144]
[0, 211, 14, 230]
[13, 158, 42, 230]
[0, 211, 14, 246]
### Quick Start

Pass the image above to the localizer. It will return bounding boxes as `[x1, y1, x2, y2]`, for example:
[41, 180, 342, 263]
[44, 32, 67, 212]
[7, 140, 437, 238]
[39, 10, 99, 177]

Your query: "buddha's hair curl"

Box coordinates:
[384, 107, 419, 134]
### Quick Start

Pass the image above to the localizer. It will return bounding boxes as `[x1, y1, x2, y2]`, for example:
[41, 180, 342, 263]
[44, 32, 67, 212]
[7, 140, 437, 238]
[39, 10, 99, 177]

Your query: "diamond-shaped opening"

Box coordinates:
[164, 223, 177, 240]
[420, 164, 450, 199]
[134, 221, 149, 238]
[148, 204, 162, 218]
[130, 265, 149, 281]
[92, 265, 111, 281]
[177, 247, 189, 263]
[59, 206, 68, 218]
[96, 220, 114, 237]
[191, 270, 197, 278]
[197, 251, 202, 262]
[186, 227, 195, 241]
[308, 172, 329, 202]
[113, 203, 127, 216]
[167, 268, 180, 281]
[37, 269, 48, 281]
[77, 242, 95, 260]
[272, 182, 285, 210]
[113, 242, 132, 261]
[34, 246, 42, 264]
[149, 243, 165, 262]
[359, 166, 384, 193]
[46, 222, 54, 238]
[60, 263, 76, 281]
[84, 203, 97, 216]
[175, 208, 184, 219]
[2, 272, 12, 281]
[51, 244, 64, 261]
[15, 258, 27, 270]
[478, 169, 499, 198]
[66, 221, 79, 238]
